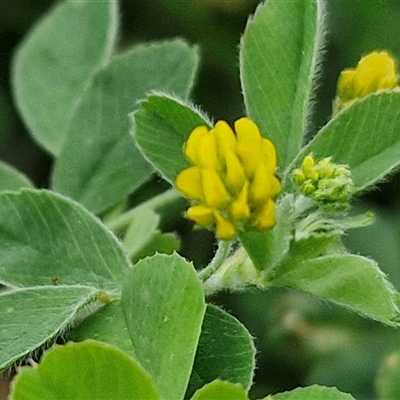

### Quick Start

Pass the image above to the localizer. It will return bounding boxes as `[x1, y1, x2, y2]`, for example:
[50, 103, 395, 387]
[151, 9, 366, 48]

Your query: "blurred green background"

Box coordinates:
[2, 1, 400, 399]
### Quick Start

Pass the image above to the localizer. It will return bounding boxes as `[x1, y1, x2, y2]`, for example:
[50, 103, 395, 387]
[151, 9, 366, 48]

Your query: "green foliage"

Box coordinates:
[265, 385, 355, 400]
[9, 341, 160, 400]
[68, 301, 136, 360]
[240, 0, 325, 170]
[2, 0, 400, 399]
[133, 93, 211, 183]
[0, 287, 99, 371]
[112, 193, 180, 263]
[12, 0, 118, 155]
[287, 92, 400, 192]
[187, 304, 256, 397]
[271, 252, 400, 325]
[0, 188, 131, 371]
[52, 41, 199, 213]
[0, 190, 130, 290]
[0, 161, 33, 191]
[122, 253, 206, 400]
[191, 380, 249, 400]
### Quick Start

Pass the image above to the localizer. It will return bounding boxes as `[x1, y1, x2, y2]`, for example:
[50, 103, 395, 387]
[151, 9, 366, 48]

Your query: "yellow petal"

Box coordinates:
[302, 155, 315, 171]
[198, 130, 220, 170]
[214, 120, 237, 155]
[224, 151, 246, 194]
[175, 167, 203, 200]
[355, 51, 397, 96]
[270, 175, 281, 198]
[235, 117, 263, 178]
[249, 164, 272, 205]
[337, 70, 356, 101]
[230, 181, 250, 220]
[251, 199, 276, 231]
[210, 120, 245, 194]
[338, 51, 398, 103]
[260, 138, 277, 174]
[184, 125, 209, 165]
[213, 210, 236, 240]
[186, 205, 215, 226]
[201, 168, 230, 208]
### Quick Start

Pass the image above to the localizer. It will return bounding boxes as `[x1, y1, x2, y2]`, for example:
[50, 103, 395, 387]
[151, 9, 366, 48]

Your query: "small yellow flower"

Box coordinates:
[175, 117, 281, 240]
[292, 154, 354, 211]
[334, 51, 398, 112]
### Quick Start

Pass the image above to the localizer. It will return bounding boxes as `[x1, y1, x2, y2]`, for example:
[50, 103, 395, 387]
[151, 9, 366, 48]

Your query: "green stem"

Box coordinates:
[202, 246, 262, 295]
[198, 240, 233, 283]
[105, 189, 183, 232]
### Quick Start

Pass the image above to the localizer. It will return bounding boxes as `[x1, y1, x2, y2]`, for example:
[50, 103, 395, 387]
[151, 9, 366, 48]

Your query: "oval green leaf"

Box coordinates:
[0, 189, 131, 290]
[69, 301, 135, 361]
[191, 380, 248, 400]
[0, 161, 33, 191]
[0, 286, 99, 372]
[122, 252, 206, 400]
[271, 252, 400, 326]
[12, 0, 118, 155]
[133, 93, 212, 184]
[287, 92, 400, 192]
[240, 0, 325, 170]
[9, 340, 160, 400]
[52, 40, 199, 213]
[266, 384, 355, 400]
[186, 304, 255, 398]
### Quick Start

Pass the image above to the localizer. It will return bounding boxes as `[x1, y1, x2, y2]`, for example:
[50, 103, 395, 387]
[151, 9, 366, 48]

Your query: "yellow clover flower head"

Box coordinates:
[292, 154, 354, 211]
[175, 117, 281, 240]
[335, 51, 398, 112]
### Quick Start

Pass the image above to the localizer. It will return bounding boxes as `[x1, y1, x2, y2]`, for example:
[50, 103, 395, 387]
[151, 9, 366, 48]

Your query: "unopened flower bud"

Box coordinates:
[292, 155, 354, 211]
[334, 51, 398, 113]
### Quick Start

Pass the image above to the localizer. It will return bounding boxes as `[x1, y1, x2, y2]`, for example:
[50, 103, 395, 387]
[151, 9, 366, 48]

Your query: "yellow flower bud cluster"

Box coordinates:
[335, 51, 398, 112]
[175, 117, 281, 240]
[292, 155, 354, 211]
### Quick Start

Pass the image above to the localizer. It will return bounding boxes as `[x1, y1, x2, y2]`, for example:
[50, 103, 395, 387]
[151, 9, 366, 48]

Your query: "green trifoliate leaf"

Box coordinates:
[0, 161, 33, 191]
[68, 301, 135, 360]
[52, 40, 199, 213]
[9, 341, 160, 400]
[191, 380, 249, 400]
[186, 305, 255, 398]
[287, 92, 400, 192]
[0, 189, 131, 290]
[263, 384, 355, 400]
[122, 252, 206, 400]
[240, 0, 325, 170]
[271, 251, 400, 326]
[12, 0, 118, 155]
[117, 203, 179, 264]
[0, 286, 99, 372]
[133, 93, 212, 183]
